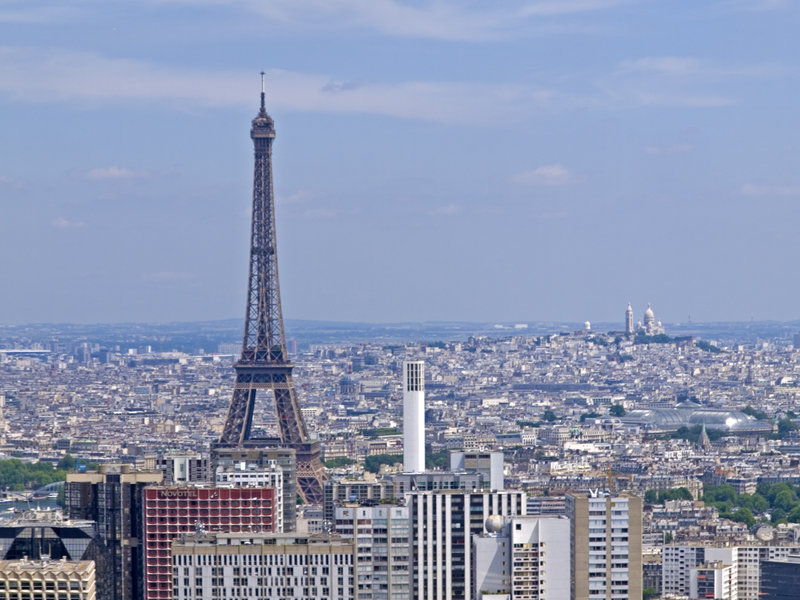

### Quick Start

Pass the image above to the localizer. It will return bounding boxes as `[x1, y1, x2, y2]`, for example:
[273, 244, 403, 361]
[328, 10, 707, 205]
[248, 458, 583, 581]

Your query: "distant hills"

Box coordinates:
[2, 318, 800, 354]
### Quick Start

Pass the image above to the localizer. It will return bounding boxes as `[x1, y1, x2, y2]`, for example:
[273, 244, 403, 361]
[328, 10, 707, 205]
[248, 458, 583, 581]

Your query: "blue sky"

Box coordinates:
[0, 0, 798, 326]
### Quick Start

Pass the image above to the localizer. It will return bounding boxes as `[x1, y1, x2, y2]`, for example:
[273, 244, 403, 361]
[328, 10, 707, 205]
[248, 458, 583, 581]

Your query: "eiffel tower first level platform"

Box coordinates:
[217, 76, 326, 505]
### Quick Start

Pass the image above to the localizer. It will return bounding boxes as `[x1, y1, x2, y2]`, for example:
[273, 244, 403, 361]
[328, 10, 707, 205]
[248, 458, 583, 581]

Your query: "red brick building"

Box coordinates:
[143, 486, 276, 600]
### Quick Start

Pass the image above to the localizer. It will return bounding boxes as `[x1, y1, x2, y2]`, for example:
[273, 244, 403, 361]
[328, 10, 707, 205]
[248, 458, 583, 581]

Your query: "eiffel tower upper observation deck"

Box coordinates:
[218, 75, 326, 504]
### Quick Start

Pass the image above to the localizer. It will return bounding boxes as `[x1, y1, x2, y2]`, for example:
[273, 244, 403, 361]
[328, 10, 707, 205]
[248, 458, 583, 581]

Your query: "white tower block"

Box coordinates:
[403, 360, 425, 473]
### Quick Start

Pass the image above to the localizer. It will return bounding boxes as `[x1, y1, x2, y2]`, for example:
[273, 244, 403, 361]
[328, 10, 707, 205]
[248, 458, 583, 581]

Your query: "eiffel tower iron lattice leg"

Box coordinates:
[218, 76, 326, 505]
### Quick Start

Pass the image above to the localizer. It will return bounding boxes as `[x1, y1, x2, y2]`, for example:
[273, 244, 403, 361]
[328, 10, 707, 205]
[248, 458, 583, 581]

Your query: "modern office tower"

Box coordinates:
[215, 461, 284, 531]
[333, 503, 411, 600]
[323, 480, 393, 524]
[690, 561, 737, 600]
[408, 489, 526, 600]
[566, 492, 642, 600]
[142, 485, 276, 600]
[171, 531, 355, 600]
[0, 559, 96, 600]
[662, 545, 794, 600]
[0, 508, 102, 562]
[403, 360, 425, 473]
[66, 464, 163, 600]
[472, 515, 570, 600]
[761, 555, 800, 600]
[625, 304, 634, 335]
[217, 77, 326, 504]
[211, 446, 297, 532]
[450, 450, 505, 491]
[155, 454, 208, 484]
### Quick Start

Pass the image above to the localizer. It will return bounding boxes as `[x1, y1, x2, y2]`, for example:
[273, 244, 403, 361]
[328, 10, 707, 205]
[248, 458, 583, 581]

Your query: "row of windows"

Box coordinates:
[175, 553, 351, 566]
[0, 594, 84, 600]
[0, 583, 84, 591]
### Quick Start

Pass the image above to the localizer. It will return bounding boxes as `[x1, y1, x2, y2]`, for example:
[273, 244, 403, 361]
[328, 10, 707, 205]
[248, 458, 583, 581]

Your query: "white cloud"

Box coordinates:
[618, 57, 703, 77]
[152, 0, 633, 41]
[86, 166, 148, 180]
[0, 46, 781, 121]
[0, 175, 25, 188]
[618, 56, 783, 79]
[0, 47, 555, 124]
[514, 164, 575, 186]
[632, 92, 734, 108]
[52, 217, 84, 229]
[520, 0, 633, 16]
[0, 2, 75, 23]
[599, 55, 784, 109]
[741, 183, 800, 197]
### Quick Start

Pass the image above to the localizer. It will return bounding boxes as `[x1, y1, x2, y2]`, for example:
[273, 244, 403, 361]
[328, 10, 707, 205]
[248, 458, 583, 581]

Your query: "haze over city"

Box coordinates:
[1, 0, 797, 326]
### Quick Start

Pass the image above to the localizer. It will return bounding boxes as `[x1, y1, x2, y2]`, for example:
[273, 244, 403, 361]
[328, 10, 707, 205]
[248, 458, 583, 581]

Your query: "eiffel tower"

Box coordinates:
[218, 75, 326, 504]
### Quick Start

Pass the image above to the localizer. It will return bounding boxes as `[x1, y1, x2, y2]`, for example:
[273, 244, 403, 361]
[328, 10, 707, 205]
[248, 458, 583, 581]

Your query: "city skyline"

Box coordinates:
[1, 1, 798, 326]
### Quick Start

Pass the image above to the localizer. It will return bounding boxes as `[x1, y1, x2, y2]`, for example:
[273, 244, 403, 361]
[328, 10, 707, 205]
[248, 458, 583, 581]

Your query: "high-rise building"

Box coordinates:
[408, 489, 526, 600]
[171, 531, 355, 600]
[217, 76, 326, 504]
[333, 503, 411, 600]
[323, 480, 393, 524]
[566, 492, 642, 600]
[0, 559, 96, 600]
[142, 485, 277, 600]
[761, 554, 800, 600]
[154, 454, 208, 485]
[403, 361, 425, 473]
[214, 461, 284, 531]
[211, 446, 297, 532]
[66, 465, 162, 600]
[472, 515, 570, 600]
[662, 544, 795, 600]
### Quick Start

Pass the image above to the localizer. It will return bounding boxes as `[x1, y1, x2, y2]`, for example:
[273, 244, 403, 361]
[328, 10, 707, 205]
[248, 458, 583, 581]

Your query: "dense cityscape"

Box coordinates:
[1, 3, 797, 598]
[4, 310, 800, 599]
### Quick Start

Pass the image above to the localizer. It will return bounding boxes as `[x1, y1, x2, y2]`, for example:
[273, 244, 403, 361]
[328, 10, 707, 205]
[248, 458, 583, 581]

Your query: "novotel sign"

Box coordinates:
[157, 489, 200, 499]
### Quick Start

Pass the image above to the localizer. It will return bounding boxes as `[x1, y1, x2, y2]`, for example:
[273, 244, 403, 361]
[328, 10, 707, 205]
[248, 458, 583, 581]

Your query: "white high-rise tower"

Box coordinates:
[403, 360, 425, 473]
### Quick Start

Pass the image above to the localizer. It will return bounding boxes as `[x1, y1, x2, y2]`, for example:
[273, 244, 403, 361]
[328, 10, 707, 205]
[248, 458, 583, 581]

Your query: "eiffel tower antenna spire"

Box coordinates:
[260, 71, 266, 111]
